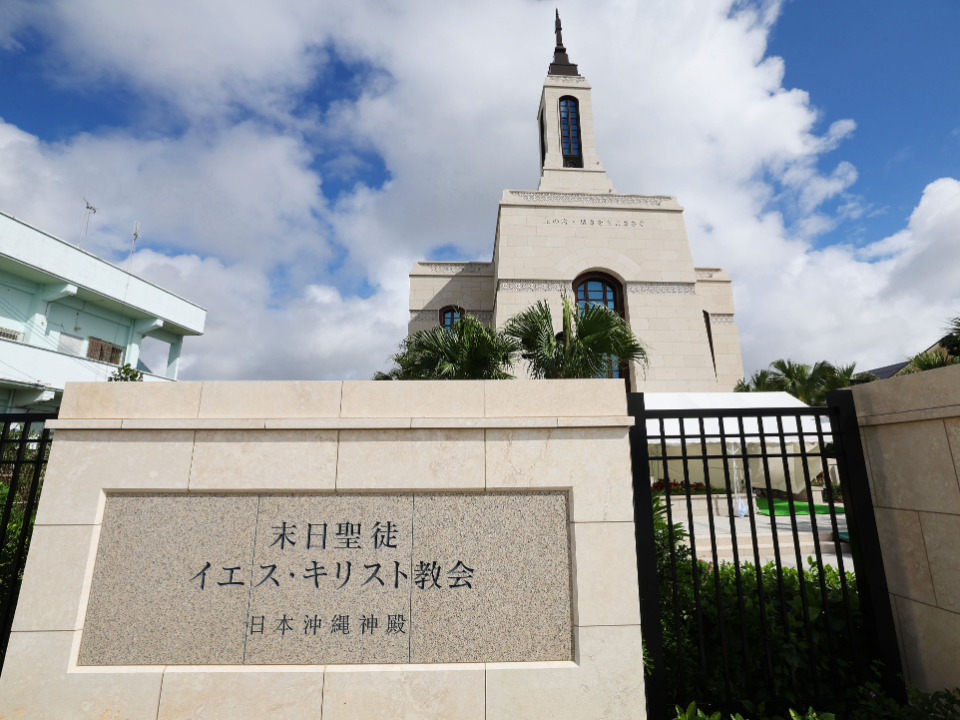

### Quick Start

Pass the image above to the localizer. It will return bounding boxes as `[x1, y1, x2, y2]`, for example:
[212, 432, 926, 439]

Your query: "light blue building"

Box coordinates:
[0, 210, 206, 412]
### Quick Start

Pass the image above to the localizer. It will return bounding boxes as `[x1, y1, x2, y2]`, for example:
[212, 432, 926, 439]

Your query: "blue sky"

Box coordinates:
[768, 0, 960, 249]
[0, 1, 958, 379]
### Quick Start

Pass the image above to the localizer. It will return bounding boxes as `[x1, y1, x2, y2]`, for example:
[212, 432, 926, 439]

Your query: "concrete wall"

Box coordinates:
[852, 364, 960, 692]
[0, 379, 646, 720]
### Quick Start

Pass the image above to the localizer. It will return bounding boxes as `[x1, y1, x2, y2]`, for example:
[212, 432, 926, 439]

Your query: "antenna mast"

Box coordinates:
[78, 198, 97, 248]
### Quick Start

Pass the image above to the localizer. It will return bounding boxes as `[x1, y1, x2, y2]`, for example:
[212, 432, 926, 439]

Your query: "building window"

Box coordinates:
[703, 311, 717, 376]
[439, 306, 463, 330]
[574, 273, 628, 384]
[87, 337, 125, 365]
[559, 96, 583, 168]
[539, 110, 547, 168]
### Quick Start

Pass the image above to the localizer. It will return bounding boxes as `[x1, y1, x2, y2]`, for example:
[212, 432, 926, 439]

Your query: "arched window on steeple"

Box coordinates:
[559, 96, 583, 168]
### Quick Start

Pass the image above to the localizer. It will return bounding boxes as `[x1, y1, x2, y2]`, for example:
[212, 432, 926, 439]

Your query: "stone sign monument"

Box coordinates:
[0, 379, 645, 719]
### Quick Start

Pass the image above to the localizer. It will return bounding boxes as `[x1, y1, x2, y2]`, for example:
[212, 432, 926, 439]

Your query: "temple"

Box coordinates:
[407, 14, 744, 391]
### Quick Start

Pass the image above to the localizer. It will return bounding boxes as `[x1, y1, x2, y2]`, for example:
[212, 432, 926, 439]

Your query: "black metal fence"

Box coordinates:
[0, 413, 56, 669]
[629, 391, 903, 719]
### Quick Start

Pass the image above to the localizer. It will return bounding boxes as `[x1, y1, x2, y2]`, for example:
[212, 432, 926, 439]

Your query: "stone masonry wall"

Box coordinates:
[852, 364, 960, 692]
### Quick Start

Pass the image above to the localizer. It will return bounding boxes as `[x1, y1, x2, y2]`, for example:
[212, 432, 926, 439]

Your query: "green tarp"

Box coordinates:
[756, 497, 845, 516]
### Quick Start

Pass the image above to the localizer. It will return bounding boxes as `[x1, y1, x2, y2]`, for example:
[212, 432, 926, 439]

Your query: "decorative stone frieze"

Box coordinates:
[498, 280, 573, 293]
[409, 309, 493, 323]
[506, 191, 669, 207]
[548, 76, 587, 84]
[710, 314, 736, 324]
[695, 270, 715, 279]
[626, 282, 696, 295]
[419, 263, 490, 275]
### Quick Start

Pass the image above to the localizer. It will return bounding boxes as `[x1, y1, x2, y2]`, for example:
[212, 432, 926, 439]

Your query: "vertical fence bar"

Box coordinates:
[718, 419, 753, 698]
[0, 421, 30, 570]
[0, 426, 51, 639]
[699, 417, 731, 700]
[678, 418, 709, 688]
[757, 414, 797, 695]
[826, 390, 906, 703]
[737, 415, 775, 688]
[627, 394, 666, 720]
[813, 412, 860, 685]
[796, 415, 840, 687]
[775, 414, 820, 701]
[661, 417, 686, 700]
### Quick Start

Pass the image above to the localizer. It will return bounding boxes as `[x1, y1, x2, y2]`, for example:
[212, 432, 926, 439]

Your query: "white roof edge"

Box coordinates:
[0, 210, 207, 313]
[644, 392, 808, 411]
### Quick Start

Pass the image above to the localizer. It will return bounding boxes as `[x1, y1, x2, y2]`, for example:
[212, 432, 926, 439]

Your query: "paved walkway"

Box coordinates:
[668, 510, 854, 572]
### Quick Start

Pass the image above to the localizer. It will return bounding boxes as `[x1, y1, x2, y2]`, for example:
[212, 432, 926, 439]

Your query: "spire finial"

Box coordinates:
[548, 10, 579, 76]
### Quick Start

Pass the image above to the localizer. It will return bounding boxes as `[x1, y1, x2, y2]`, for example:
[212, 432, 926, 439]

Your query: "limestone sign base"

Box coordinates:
[0, 379, 646, 720]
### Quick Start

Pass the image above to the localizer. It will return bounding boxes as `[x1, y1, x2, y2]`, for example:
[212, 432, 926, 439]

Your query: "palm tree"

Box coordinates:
[901, 348, 960, 375]
[735, 368, 782, 393]
[941, 315, 960, 358]
[374, 314, 519, 380]
[768, 359, 834, 405]
[503, 295, 647, 379]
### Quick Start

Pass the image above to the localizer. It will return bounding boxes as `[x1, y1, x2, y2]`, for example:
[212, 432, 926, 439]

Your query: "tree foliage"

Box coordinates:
[108, 363, 144, 382]
[374, 313, 519, 380]
[735, 360, 876, 405]
[503, 295, 647, 379]
[900, 348, 960, 374]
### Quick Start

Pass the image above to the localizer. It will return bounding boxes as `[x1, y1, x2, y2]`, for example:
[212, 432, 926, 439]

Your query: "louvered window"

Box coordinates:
[86, 337, 125, 365]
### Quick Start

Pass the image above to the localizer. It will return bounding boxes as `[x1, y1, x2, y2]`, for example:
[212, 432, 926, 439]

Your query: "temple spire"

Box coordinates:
[548, 10, 579, 76]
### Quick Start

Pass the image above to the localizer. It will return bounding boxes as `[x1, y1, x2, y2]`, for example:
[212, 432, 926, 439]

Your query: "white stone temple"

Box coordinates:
[409, 14, 744, 391]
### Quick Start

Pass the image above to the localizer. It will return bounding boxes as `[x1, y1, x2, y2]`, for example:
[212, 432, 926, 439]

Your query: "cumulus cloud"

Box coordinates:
[0, 0, 957, 381]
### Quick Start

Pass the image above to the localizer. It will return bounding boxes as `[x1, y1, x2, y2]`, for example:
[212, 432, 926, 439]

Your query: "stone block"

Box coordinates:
[60, 381, 203, 419]
[895, 595, 960, 693]
[863, 421, 960, 513]
[874, 507, 936, 605]
[341, 381, 484, 418]
[158, 669, 326, 720]
[337, 429, 485, 490]
[486, 625, 645, 720]
[571, 521, 640, 626]
[483, 379, 626, 417]
[322, 664, 485, 720]
[34, 429, 194, 526]
[189, 430, 338, 491]
[485, 428, 633, 522]
[12, 524, 95, 631]
[853, 365, 960, 418]
[78, 493, 259, 666]
[0, 631, 163, 720]
[409, 492, 573, 663]
[199, 381, 342, 418]
[919, 511, 960, 612]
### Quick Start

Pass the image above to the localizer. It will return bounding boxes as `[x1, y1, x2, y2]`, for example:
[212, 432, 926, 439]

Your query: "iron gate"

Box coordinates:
[0, 413, 56, 670]
[628, 390, 903, 718]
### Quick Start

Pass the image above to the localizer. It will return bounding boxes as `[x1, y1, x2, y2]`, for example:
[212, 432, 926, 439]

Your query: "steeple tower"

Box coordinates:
[537, 12, 613, 192]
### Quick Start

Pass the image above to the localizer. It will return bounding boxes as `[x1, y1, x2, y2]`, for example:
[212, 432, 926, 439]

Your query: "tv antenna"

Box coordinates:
[126, 222, 140, 270]
[78, 198, 97, 248]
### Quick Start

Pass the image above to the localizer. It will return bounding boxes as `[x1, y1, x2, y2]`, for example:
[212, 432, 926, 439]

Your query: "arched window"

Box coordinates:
[559, 96, 583, 168]
[439, 306, 463, 330]
[574, 273, 628, 383]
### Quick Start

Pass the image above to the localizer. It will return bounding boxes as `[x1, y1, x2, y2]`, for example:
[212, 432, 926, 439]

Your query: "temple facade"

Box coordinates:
[408, 16, 744, 391]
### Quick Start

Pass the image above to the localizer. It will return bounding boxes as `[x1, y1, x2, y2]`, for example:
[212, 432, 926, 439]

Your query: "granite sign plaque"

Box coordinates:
[78, 491, 573, 665]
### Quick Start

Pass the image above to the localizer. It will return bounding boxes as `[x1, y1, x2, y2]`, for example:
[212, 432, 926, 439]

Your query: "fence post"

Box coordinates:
[627, 393, 666, 719]
[826, 389, 906, 703]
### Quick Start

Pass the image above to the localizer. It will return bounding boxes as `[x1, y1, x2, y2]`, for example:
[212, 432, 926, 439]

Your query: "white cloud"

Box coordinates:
[0, 0, 957, 381]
